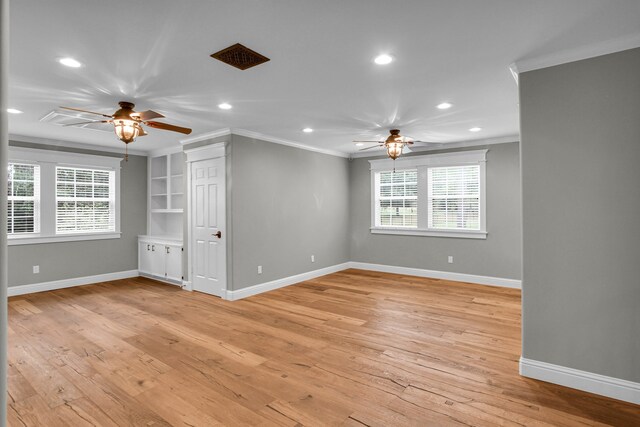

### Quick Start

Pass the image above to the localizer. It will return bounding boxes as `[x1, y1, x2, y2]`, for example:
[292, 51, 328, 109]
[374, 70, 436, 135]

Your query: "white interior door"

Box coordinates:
[191, 157, 226, 297]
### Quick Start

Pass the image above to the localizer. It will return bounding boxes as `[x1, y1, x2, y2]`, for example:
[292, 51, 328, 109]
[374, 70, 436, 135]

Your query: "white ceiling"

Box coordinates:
[8, 0, 640, 155]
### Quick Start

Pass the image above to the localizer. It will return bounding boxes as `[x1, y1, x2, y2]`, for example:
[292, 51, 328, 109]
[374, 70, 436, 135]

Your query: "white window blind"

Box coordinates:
[56, 167, 115, 233]
[376, 169, 418, 227]
[428, 165, 480, 231]
[7, 163, 40, 234]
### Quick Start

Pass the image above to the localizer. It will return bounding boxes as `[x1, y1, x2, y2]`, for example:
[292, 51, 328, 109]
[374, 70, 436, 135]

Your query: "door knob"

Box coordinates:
[213, 231, 222, 238]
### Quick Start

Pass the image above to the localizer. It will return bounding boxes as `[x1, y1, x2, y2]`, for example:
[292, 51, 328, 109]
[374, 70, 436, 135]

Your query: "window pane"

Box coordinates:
[7, 163, 40, 235]
[12, 164, 34, 180]
[376, 169, 418, 229]
[55, 167, 115, 233]
[57, 183, 74, 197]
[57, 168, 75, 182]
[12, 181, 34, 197]
[428, 165, 480, 231]
[94, 171, 110, 183]
[13, 217, 34, 233]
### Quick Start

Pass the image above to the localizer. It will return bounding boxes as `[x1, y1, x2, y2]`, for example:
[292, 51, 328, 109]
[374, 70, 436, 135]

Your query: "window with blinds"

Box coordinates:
[428, 165, 480, 230]
[7, 163, 40, 234]
[56, 167, 115, 233]
[376, 169, 418, 227]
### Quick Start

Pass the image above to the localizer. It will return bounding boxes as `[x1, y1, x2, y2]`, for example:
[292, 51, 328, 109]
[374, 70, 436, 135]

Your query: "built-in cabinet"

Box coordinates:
[139, 147, 184, 285]
[138, 236, 182, 283]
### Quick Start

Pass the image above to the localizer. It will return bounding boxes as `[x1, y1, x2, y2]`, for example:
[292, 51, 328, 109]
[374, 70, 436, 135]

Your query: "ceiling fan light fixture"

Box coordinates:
[386, 141, 404, 160]
[113, 119, 141, 144]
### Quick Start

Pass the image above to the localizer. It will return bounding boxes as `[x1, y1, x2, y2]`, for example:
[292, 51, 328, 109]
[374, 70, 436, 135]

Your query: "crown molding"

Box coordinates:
[349, 134, 519, 159]
[231, 128, 349, 158]
[8, 134, 146, 156]
[181, 127, 349, 158]
[179, 128, 232, 145]
[513, 33, 640, 74]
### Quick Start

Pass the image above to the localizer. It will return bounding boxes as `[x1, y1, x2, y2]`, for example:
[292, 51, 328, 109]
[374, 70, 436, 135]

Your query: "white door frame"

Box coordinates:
[185, 142, 228, 298]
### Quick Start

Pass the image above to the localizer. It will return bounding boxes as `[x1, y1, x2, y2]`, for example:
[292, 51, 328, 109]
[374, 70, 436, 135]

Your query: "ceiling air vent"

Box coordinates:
[40, 110, 111, 133]
[210, 43, 270, 70]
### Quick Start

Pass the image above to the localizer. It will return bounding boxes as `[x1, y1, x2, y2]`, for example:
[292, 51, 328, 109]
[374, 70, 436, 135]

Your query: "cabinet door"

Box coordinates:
[139, 242, 153, 274]
[165, 244, 182, 282]
[149, 243, 165, 277]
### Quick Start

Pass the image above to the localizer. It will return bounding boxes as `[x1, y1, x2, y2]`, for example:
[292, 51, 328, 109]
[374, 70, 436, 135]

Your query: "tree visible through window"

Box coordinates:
[7, 163, 40, 234]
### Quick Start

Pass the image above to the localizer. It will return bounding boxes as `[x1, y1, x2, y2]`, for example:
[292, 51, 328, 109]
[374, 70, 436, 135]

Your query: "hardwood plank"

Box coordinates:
[7, 270, 640, 426]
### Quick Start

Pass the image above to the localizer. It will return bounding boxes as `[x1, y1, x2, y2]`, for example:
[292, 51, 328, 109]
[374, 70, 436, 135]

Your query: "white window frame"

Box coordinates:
[369, 150, 487, 239]
[7, 147, 122, 245]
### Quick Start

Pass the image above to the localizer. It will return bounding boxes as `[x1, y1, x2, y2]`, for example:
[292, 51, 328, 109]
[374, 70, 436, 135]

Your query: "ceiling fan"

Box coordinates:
[354, 129, 429, 160]
[60, 101, 192, 159]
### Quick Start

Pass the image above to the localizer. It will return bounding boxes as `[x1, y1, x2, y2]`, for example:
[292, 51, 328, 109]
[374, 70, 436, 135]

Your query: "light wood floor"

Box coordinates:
[7, 270, 640, 426]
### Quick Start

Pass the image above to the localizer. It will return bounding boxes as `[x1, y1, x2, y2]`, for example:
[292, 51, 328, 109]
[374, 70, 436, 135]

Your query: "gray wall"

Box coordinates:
[520, 48, 640, 382]
[228, 135, 350, 291]
[349, 142, 522, 280]
[8, 141, 147, 286]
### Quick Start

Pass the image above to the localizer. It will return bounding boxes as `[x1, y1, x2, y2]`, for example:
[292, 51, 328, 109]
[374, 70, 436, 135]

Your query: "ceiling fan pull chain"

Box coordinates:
[124, 144, 128, 162]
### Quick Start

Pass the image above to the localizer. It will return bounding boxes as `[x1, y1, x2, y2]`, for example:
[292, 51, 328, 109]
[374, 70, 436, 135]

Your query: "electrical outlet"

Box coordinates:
[33, 265, 40, 274]
[447, 256, 454, 264]
[311, 255, 315, 263]
[257, 265, 262, 274]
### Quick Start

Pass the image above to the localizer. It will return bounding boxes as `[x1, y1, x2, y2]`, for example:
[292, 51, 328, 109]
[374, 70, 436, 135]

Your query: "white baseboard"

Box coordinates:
[520, 357, 640, 405]
[225, 263, 351, 301]
[8, 270, 140, 297]
[348, 261, 521, 289]
[181, 280, 193, 291]
[224, 261, 519, 301]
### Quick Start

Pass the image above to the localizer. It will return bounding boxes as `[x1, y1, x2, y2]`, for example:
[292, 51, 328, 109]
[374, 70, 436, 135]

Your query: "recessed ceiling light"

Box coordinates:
[374, 54, 393, 65]
[355, 142, 364, 147]
[218, 103, 232, 110]
[58, 57, 82, 68]
[302, 128, 313, 133]
[6, 108, 23, 114]
[469, 127, 482, 132]
[437, 102, 452, 110]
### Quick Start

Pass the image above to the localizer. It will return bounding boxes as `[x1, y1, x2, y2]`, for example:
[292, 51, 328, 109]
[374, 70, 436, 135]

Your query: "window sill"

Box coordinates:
[370, 227, 487, 239]
[8, 232, 121, 246]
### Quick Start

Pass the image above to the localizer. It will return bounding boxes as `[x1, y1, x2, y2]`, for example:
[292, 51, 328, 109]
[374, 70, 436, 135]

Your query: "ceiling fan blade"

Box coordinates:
[132, 110, 165, 121]
[145, 120, 192, 135]
[138, 128, 148, 137]
[353, 140, 383, 143]
[62, 120, 111, 127]
[59, 106, 113, 118]
[359, 145, 383, 151]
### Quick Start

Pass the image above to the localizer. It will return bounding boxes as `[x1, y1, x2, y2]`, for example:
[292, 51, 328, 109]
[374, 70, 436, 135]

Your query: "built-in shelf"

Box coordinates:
[148, 149, 185, 238]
